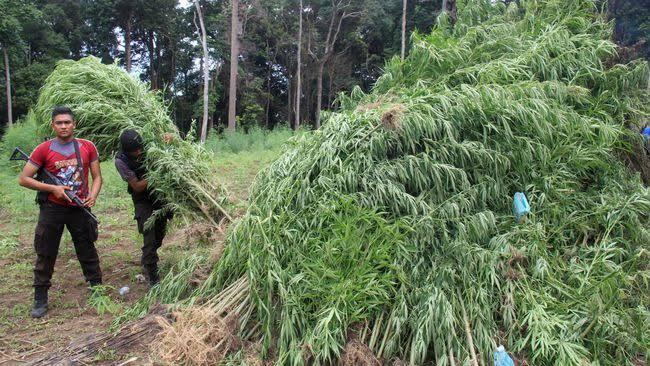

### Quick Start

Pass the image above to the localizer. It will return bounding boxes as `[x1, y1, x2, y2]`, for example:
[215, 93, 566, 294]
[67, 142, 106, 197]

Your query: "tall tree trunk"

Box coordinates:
[442, 0, 457, 25]
[294, 0, 303, 131]
[156, 37, 162, 86]
[401, 0, 407, 60]
[195, 0, 210, 143]
[227, 0, 240, 132]
[147, 31, 157, 90]
[315, 61, 325, 129]
[449, 0, 457, 25]
[327, 62, 334, 107]
[287, 74, 293, 129]
[265, 66, 271, 129]
[2, 46, 12, 127]
[125, 16, 132, 72]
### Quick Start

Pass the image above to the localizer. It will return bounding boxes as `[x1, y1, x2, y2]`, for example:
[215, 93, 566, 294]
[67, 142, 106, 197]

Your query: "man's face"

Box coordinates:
[128, 148, 143, 160]
[51, 114, 75, 139]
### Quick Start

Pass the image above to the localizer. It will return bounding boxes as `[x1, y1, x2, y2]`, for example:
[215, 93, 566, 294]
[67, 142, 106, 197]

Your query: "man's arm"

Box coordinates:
[18, 163, 72, 203]
[115, 157, 148, 193]
[128, 177, 148, 193]
[84, 159, 102, 208]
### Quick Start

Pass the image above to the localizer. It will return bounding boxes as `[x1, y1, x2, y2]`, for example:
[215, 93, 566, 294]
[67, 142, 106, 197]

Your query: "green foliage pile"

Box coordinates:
[29, 57, 229, 222]
[195, 0, 649, 365]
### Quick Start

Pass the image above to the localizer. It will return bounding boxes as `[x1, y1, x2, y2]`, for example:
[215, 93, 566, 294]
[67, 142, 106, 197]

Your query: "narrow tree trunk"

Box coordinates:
[194, 0, 210, 143]
[227, 0, 239, 132]
[327, 63, 334, 107]
[265, 65, 271, 129]
[315, 61, 326, 129]
[401, 0, 407, 60]
[125, 16, 132, 72]
[442, 0, 457, 25]
[147, 32, 157, 90]
[287, 74, 293, 128]
[449, 0, 457, 25]
[3, 46, 12, 126]
[155, 36, 162, 86]
[294, 0, 303, 131]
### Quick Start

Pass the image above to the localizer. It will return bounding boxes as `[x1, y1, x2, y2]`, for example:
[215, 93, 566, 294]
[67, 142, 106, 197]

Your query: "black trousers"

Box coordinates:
[33, 202, 102, 289]
[134, 201, 167, 274]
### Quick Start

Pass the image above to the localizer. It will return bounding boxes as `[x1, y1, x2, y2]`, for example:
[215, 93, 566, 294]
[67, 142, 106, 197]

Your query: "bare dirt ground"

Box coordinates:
[0, 209, 165, 365]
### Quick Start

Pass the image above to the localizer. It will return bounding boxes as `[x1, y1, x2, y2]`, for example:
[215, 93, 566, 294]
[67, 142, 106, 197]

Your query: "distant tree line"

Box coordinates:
[0, 0, 648, 135]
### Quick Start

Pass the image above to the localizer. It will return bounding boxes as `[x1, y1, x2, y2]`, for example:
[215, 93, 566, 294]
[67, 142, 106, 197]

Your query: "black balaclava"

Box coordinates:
[120, 129, 143, 153]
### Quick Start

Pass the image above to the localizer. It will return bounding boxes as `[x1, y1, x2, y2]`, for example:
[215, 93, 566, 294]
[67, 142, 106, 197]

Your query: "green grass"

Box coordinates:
[204, 127, 298, 155]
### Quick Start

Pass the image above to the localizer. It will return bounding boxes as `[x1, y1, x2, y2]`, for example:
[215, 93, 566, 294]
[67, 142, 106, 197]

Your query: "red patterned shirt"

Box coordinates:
[29, 138, 99, 206]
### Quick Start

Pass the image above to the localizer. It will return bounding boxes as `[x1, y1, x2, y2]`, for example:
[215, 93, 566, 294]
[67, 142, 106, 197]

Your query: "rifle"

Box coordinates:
[10, 147, 100, 224]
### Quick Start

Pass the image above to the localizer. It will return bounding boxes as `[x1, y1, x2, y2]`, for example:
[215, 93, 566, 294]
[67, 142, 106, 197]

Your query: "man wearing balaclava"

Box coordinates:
[114, 129, 170, 287]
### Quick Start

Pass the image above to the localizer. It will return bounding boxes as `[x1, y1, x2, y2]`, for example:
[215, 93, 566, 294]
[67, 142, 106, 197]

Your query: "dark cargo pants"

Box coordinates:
[33, 202, 102, 289]
[134, 201, 167, 275]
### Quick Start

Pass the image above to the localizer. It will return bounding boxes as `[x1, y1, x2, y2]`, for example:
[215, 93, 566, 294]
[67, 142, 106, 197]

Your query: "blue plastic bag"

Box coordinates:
[494, 345, 515, 366]
[513, 192, 530, 223]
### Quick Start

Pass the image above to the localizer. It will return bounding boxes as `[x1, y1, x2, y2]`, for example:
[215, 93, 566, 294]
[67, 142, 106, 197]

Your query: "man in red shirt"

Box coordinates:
[18, 106, 104, 318]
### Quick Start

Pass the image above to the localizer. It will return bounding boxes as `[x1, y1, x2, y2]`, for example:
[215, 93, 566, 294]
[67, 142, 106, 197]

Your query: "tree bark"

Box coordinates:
[125, 15, 132, 72]
[327, 61, 334, 107]
[442, 0, 457, 25]
[227, 0, 240, 132]
[287, 73, 293, 129]
[315, 61, 325, 129]
[265, 64, 271, 128]
[401, 0, 407, 60]
[194, 0, 210, 143]
[294, 0, 303, 131]
[449, 0, 457, 25]
[147, 31, 157, 90]
[2, 46, 12, 126]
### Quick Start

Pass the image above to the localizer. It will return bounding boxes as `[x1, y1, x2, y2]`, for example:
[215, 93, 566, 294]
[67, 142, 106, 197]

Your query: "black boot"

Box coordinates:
[147, 267, 160, 288]
[30, 287, 48, 318]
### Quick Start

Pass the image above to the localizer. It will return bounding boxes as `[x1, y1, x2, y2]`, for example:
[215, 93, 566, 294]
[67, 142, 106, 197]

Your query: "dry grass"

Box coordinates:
[154, 305, 240, 365]
[380, 104, 405, 130]
[340, 339, 382, 366]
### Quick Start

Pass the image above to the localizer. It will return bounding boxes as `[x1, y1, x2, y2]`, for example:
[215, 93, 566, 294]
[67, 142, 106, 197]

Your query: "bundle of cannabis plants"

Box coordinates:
[29, 57, 229, 222]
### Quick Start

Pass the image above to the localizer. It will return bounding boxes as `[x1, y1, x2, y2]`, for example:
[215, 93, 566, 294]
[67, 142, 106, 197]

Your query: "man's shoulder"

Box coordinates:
[32, 139, 54, 153]
[114, 155, 132, 170]
[76, 138, 97, 149]
[114, 151, 127, 164]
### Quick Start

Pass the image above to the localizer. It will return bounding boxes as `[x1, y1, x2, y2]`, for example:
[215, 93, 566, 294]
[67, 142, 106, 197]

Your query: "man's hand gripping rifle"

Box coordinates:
[10, 147, 100, 224]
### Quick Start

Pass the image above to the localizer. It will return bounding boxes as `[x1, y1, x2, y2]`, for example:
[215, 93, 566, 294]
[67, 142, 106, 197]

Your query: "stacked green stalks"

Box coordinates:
[200, 0, 649, 365]
[29, 57, 229, 223]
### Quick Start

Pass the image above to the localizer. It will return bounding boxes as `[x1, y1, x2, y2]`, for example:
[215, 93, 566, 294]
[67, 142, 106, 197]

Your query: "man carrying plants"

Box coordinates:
[115, 129, 172, 288]
[18, 106, 103, 318]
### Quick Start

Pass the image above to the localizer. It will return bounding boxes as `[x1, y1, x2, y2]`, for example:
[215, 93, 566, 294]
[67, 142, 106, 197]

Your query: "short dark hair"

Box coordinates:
[120, 129, 144, 152]
[51, 106, 75, 120]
